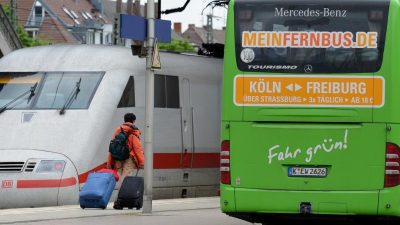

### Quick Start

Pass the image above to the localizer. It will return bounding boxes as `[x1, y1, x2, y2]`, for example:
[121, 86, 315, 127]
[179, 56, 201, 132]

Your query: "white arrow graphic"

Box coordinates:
[295, 84, 302, 92]
[286, 83, 302, 92]
[286, 84, 294, 92]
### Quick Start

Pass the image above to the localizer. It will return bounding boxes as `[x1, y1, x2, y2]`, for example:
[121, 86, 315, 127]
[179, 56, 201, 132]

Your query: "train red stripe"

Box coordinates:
[155, 153, 220, 169]
[17, 177, 77, 188]
[78, 153, 220, 183]
[191, 153, 220, 168]
[154, 153, 183, 169]
[16, 153, 220, 187]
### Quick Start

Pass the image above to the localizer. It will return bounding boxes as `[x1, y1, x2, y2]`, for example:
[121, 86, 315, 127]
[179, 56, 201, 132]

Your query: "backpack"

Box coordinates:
[109, 127, 131, 161]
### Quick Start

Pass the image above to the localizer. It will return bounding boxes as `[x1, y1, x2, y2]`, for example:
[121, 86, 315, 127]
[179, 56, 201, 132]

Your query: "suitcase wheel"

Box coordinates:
[128, 207, 133, 209]
[113, 203, 123, 210]
[80, 205, 85, 209]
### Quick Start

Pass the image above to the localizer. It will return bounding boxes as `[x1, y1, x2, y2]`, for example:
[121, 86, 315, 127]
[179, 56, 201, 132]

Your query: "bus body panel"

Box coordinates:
[221, 185, 400, 216]
[374, 0, 400, 123]
[222, 2, 243, 122]
[378, 187, 400, 216]
[230, 122, 386, 191]
[221, 0, 400, 221]
[228, 187, 379, 215]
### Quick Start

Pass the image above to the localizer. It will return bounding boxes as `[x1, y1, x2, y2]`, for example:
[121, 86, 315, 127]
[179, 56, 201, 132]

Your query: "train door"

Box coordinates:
[181, 78, 194, 170]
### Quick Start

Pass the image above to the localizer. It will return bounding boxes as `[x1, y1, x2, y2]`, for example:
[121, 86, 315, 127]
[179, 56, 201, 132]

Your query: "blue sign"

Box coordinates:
[120, 14, 171, 43]
[155, 19, 172, 43]
[120, 14, 146, 41]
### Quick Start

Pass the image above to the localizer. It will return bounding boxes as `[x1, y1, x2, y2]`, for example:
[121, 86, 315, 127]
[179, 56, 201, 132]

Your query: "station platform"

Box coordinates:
[0, 197, 223, 224]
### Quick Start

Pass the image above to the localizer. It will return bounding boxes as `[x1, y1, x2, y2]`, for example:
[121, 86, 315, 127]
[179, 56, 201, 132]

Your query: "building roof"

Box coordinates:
[0, 0, 35, 26]
[41, 0, 109, 28]
[0, 0, 111, 44]
[0, 0, 109, 28]
[38, 14, 78, 43]
[182, 25, 225, 45]
[171, 30, 185, 41]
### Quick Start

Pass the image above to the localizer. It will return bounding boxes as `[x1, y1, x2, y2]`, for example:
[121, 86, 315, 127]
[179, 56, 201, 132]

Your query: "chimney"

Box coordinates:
[174, 23, 182, 33]
[116, 0, 122, 14]
[134, 0, 140, 16]
[188, 24, 195, 30]
[127, 0, 133, 15]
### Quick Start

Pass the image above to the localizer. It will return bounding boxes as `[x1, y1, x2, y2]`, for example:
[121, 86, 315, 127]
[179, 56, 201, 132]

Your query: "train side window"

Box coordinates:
[118, 76, 135, 108]
[166, 75, 179, 108]
[154, 74, 166, 108]
[154, 74, 180, 108]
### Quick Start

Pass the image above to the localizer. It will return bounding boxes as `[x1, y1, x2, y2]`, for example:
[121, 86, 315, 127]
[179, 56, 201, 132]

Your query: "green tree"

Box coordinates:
[2, 4, 50, 47]
[159, 39, 195, 52]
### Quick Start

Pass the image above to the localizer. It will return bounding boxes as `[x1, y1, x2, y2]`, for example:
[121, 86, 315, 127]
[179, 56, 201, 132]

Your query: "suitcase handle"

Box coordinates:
[133, 160, 141, 177]
[135, 168, 139, 177]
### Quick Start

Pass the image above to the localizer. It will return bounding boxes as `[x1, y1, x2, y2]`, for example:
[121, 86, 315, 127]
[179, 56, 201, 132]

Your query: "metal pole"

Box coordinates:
[113, 0, 122, 45]
[143, 0, 155, 214]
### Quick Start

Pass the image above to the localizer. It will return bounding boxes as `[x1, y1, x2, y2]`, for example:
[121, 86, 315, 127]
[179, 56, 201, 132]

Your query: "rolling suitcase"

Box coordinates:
[79, 172, 116, 209]
[113, 170, 143, 210]
[97, 168, 119, 182]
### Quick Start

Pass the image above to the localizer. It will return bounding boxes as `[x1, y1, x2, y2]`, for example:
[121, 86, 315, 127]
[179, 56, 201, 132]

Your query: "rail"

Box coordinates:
[0, 4, 22, 51]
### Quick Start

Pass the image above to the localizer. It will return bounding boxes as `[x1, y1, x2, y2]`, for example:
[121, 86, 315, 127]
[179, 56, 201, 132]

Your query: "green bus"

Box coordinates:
[220, 0, 400, 223]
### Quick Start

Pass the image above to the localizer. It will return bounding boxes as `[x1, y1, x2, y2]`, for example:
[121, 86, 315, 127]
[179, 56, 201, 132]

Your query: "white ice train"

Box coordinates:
[0, 45, 222, 209]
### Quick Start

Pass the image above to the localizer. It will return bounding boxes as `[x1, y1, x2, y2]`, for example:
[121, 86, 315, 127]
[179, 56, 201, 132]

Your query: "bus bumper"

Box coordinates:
[221, 185, 400, 221]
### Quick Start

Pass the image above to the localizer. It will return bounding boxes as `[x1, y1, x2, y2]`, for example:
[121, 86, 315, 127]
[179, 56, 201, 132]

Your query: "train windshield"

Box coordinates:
[34, 72, 103, 109]
[0, 73, 43, 110]
[0, 72, 103, 111]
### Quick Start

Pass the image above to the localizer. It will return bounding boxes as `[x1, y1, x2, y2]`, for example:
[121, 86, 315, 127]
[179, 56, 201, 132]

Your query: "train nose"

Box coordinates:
[0, 149, 79, 209]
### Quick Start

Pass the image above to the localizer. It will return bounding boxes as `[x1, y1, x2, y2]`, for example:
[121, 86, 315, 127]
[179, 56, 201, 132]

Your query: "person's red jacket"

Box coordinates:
[107, 122, 144, 169]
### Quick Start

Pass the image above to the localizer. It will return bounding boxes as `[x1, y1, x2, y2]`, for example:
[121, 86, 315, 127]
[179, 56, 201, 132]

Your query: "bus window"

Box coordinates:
[0, 73, 43, 110]
[235, 1, 388, 73]
[34, 72, 103, 109]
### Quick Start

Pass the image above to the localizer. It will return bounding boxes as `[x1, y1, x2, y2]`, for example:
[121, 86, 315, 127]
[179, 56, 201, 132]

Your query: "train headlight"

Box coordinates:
[36, 160, 66, 173]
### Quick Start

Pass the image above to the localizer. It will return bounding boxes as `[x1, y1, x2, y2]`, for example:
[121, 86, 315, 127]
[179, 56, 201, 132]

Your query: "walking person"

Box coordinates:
[107, 113, 144, 180]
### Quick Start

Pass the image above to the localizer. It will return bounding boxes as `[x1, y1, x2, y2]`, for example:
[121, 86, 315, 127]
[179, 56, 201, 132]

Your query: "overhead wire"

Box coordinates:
[201, 0, 229, 15]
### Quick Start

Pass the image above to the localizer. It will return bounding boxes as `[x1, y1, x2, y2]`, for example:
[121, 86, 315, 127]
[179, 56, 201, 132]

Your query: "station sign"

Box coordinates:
[234, 75, 385, 107]
[120, 14, 171, 43]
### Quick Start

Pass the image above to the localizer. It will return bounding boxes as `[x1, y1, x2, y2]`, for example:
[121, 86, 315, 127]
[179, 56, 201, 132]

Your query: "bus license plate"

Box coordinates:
[288, 167, 327, 177]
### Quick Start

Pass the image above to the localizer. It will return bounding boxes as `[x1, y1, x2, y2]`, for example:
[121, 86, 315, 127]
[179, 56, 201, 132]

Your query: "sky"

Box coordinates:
[133, 0, 228, 31]
[161, 0, 228, 31]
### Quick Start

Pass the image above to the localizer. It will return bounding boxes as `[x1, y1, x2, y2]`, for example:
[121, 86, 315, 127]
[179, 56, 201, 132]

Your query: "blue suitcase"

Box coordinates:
[79, 172, 116, 209]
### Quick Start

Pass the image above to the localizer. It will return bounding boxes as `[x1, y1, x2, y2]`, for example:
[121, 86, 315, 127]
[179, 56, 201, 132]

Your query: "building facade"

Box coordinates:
[0, 0, 112, 45]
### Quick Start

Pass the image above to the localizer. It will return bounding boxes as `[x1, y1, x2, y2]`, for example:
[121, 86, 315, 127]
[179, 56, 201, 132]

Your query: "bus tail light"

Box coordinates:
[385, 143, 400, 187]
[221, 140, 231, 185]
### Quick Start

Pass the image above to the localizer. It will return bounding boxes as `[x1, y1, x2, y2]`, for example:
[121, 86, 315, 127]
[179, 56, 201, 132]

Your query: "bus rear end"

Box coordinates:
[221, 0, 400, 222]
